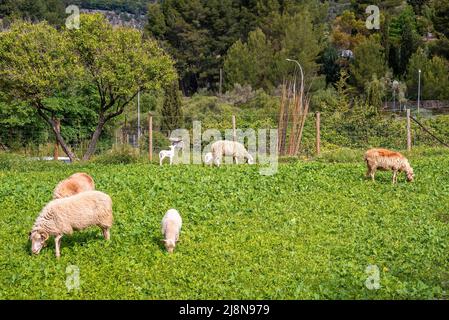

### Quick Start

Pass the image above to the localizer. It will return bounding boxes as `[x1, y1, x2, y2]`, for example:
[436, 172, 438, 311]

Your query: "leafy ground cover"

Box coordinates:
[0, 151, 448, 299]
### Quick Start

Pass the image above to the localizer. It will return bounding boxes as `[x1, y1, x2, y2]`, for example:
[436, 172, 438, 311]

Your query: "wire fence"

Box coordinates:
[1, 109, 449, 160]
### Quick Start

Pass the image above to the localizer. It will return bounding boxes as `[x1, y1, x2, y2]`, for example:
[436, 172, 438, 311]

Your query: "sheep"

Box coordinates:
[159, 145, 176, 166]
[29, 191, 113, 258]
[161, 209, 182, 254]
[210, 140, 254, 166]
[53, 172, 95, 199]
[364, 148, 414, 184]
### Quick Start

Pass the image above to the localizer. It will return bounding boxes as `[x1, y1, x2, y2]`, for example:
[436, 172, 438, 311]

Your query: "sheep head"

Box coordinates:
[162, 239, 176, 254]
[29, 230, 49, 255]
[406, 167, 414, 182]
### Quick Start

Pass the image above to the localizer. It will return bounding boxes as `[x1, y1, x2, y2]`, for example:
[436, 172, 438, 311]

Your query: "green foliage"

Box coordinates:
[91, 144, 140, 164]
[406, 49, 449, 100]
[161, 81, 183, 134]
[431, 0, 449, 38]
[224, 28, 275, 91]
[0, 154, 448, 299]
[350, 37, 388, 90]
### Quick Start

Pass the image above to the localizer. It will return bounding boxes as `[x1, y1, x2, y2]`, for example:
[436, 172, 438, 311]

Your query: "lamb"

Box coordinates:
[364, 148, 414, 184]
[29, 191, 113, 258]
[53, 172, 95, 199]
[159, 145, 176, 166]
[161, 209, 182, 254]
[210, 140, 254, 166]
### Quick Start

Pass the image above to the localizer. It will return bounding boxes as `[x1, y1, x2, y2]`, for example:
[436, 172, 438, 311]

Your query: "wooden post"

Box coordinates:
[316, 112, 321, 156]
[148, 114, 153, 162]
[54, 119, 60, 161]
[407, 109, 412, 152]
[232, 115, 236, 142]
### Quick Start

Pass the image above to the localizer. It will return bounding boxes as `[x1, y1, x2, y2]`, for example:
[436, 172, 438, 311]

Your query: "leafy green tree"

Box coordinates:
[161, 81, 183, 133]
[365, 75, 386, 112]
[406, 49, 449, 100]
[0, 15, 176, 161]
[224, 28, 274, 90]
[431, 0, 449, 38]
[320, 46, 341, 87]
[0, 21, 81, 160]
[350, 36, 388, 90]
[68, 14, 176, 160]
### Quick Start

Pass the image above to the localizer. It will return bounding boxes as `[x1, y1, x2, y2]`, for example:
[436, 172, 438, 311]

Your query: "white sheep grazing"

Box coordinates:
[53, 172, 95, 199]
[210, 140, 254, 166]
[161, 209, 182, 254]
[29, 191, 113, 258]
[159, 145, 176, 166]
[364, 148, 414, 184]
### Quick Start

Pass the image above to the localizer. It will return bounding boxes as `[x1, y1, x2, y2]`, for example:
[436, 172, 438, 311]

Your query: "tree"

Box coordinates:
[406, 49, 449, 100]
[0, 15, 176, 161]
[224, 28, 274, 90]
[161, 81, 183, 133]
[68, 14, 176, 160]
[350, 37, 388, 90]
[0, 21, 81, 160]
[432, 0, 449, 38]
[365, 75, 386, 112]
[320, 46, 341, 87]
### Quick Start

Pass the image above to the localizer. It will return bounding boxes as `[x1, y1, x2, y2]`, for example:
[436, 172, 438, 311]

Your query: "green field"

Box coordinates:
[0, 152, 448, 299]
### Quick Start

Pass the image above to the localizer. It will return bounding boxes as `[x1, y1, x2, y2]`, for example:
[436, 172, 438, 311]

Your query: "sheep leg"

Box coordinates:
[169, 155, 173, 165]
[370, 168, 376, 182]
[55, 234, 63, 258]
[234, 157, 239, 165]
[102, 227, 111, 240]
[160, 154, 164, 166]
[392, 170, 398, 184]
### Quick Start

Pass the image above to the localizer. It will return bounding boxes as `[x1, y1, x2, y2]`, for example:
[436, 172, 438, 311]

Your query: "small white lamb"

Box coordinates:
[29, 191, 113, 258]
[159, 145, 176, 166]
[161, 209, 182, 254]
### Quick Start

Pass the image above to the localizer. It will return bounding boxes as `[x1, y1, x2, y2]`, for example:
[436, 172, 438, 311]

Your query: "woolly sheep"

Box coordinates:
[53, 172, 95, 199]
[364, 148, 414, 184]
[29, 191, 113, 258]
[161, 209, 182, 254]
[210, 140, 254, 166]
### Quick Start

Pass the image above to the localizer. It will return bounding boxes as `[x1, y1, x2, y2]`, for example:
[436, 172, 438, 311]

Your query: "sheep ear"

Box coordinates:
[160, 239, 166, 243]
[41, 231, 49, 241]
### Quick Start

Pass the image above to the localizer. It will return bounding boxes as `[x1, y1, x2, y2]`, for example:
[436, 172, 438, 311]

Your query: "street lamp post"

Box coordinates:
[286, 59, 304, 91]
[417, 69, 421, 115]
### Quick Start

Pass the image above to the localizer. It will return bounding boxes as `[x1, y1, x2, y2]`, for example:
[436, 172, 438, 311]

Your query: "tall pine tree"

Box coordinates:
[161, 81, 183, 134]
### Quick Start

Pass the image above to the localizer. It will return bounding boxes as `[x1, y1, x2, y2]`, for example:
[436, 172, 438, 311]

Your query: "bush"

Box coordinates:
[92, 145, 141, 164]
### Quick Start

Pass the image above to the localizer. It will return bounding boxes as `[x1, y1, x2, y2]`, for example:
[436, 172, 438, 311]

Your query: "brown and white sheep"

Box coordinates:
[29, 191, 113, 258]
[210, 140, 254, 166]
[364, 148, 414, 184]
[53, 172, 95, 199]
[161, 209, 182, 254]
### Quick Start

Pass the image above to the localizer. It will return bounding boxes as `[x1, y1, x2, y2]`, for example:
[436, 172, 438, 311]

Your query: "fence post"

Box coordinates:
[232, 115, 236, 142]
[148, 113, 153, 162]
[54, 119, 60, 161]
[407, 109, 412, 152]
[316, 112, 321, 156]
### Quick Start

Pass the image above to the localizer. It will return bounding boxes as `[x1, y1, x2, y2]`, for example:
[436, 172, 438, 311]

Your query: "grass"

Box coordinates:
[0, 151, 448, 299]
